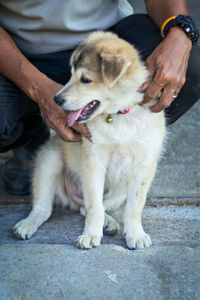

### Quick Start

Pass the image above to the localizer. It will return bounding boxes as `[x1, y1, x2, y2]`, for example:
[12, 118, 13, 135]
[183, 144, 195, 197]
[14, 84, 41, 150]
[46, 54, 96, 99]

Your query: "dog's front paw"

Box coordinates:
[124, 228, 152, 250]
[13, 218, 38, 240]
[75, 234, 101, 249]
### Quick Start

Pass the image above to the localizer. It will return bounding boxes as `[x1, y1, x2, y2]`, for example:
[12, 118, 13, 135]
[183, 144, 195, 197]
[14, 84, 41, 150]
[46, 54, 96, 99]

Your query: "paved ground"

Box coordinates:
[0, 1, 199, 300]
[0, 205, 200, 300]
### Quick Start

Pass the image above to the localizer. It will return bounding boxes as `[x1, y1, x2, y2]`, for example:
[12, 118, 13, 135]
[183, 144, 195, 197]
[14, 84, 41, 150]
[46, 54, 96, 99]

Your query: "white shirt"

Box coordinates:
[0, 0, 133, 54]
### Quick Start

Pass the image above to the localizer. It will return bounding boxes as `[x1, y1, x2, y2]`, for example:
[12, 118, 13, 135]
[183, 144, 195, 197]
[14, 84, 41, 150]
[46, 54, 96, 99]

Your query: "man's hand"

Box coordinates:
[140, 27, 192, 112]
[33, 78, 91, 142]
[0, 27, 90, 142]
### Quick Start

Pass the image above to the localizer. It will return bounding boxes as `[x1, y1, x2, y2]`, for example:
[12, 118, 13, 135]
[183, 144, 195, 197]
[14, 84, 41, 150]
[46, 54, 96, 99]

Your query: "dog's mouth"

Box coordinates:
[67, 100, 100, 127]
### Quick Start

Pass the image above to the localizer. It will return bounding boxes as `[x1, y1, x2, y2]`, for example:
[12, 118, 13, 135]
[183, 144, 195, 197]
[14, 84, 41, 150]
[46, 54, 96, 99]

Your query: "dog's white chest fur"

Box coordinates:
[61, 105, 165, 205]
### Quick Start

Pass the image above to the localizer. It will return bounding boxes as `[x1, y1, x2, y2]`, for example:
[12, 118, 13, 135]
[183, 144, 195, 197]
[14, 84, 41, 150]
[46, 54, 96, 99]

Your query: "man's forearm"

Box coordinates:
[0, 26, 49, 102]
[144, 0, 189, 28]
[141, 0, 192, 113]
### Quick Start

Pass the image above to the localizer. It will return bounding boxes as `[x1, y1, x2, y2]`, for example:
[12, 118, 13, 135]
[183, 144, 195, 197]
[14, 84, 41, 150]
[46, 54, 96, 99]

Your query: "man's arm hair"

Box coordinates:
[0, 26, 49, 102]
[0, 26, 89, 142]
[144, 0, 189, 28]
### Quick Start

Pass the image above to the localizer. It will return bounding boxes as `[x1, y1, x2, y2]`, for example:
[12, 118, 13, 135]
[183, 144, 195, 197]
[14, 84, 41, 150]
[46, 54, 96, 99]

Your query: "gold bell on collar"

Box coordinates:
[106, 114, 113, 123]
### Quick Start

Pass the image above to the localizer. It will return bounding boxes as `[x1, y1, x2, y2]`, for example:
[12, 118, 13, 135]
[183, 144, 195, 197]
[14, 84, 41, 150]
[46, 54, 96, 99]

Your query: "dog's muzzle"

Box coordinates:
[54, 95, 65, 106]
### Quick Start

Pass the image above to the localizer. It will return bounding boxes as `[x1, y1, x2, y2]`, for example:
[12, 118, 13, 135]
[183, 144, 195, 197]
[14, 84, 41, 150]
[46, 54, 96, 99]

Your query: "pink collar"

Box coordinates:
[118, 107, 133, 114]
[106, 107, 133, 123]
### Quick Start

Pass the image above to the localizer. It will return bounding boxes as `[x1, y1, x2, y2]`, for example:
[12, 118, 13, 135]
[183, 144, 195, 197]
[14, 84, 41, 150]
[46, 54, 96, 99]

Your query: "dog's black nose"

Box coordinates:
[54, 94, 65, 106]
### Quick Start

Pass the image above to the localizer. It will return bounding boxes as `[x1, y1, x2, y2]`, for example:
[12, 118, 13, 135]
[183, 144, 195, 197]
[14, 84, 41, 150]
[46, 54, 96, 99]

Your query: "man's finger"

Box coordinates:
[48, 120, 82, 142]
[72, 123, 91, 140]
[141, 79, 163, 105]
[60, 126, 82, 142]
[150, 86, 175, 113]
[139, 73, 154, 93]
[176, 57, 187, 92]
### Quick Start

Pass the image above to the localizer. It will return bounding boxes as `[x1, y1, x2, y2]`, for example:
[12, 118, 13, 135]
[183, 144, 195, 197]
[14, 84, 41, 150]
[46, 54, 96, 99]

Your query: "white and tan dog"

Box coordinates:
[14, 32, 165, 250]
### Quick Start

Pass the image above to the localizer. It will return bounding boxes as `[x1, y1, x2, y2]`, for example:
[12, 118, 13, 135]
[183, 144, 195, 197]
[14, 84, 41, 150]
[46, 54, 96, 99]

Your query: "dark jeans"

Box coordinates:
[0, 14, 200, 152]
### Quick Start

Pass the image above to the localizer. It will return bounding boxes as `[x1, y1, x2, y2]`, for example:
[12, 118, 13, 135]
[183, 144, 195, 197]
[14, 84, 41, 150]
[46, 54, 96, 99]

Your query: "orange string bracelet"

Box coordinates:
[161, 16, 176, 38]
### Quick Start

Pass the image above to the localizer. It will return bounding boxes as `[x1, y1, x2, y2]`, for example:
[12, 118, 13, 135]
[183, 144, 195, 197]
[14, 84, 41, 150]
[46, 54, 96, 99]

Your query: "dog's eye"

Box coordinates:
[80, 76, 92, 84]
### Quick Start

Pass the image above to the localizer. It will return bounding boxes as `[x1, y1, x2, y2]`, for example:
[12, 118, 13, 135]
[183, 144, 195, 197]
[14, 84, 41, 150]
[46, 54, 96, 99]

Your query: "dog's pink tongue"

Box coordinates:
[67, 108, 83, 127]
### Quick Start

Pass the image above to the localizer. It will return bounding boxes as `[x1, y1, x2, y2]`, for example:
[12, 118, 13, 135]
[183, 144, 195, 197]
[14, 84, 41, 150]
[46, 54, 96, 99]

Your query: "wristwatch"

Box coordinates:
[162, 15, 199, 45]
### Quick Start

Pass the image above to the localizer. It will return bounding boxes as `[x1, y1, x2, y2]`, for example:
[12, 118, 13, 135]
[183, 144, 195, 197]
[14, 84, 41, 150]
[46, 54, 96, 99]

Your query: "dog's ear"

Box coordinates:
[100, 53, 131, 87]
[70, 43, 85, 68]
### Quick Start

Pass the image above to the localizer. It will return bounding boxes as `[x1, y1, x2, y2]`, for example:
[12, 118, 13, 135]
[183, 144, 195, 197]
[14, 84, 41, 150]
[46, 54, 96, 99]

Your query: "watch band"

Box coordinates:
[161, 15, 199, 45]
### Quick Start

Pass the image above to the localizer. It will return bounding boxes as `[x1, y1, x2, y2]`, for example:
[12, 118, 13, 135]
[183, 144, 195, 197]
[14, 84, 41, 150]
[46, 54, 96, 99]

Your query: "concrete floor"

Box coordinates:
[0, 205, 200, 300]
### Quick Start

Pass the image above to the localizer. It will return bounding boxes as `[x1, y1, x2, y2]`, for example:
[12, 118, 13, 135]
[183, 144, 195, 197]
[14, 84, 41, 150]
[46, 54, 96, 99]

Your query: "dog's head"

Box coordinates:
[54, 31, 147, 127]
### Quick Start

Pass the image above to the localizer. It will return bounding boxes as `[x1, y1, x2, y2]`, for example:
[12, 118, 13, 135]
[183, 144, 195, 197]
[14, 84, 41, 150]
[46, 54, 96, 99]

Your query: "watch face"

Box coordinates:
[177, 15, 199, 45]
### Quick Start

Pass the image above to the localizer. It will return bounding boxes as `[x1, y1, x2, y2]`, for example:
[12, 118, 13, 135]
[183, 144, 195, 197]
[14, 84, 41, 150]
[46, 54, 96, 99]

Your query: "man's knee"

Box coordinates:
[111, 14, 162, 61]
[0, 74, 41, 152]
[188, 45, 200, 81]
[165, 45, 200, 125]
[0, 119, 23, 152]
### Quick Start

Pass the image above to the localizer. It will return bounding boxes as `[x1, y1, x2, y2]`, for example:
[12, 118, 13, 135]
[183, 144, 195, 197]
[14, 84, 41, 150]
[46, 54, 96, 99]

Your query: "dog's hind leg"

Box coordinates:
[103, 213, 120, 236]
[102, 190, 125, 235]
[54, 174, 80, 211]
[123, 160, 157, 250]
[103, 189, 126, 212]
[14, 139, 64, 240]
[80, 207, 120, 236]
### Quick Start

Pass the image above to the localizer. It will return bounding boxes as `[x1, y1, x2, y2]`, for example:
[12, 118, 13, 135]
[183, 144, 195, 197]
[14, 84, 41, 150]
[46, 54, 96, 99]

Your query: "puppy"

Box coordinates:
[14, 31, 165, 249]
